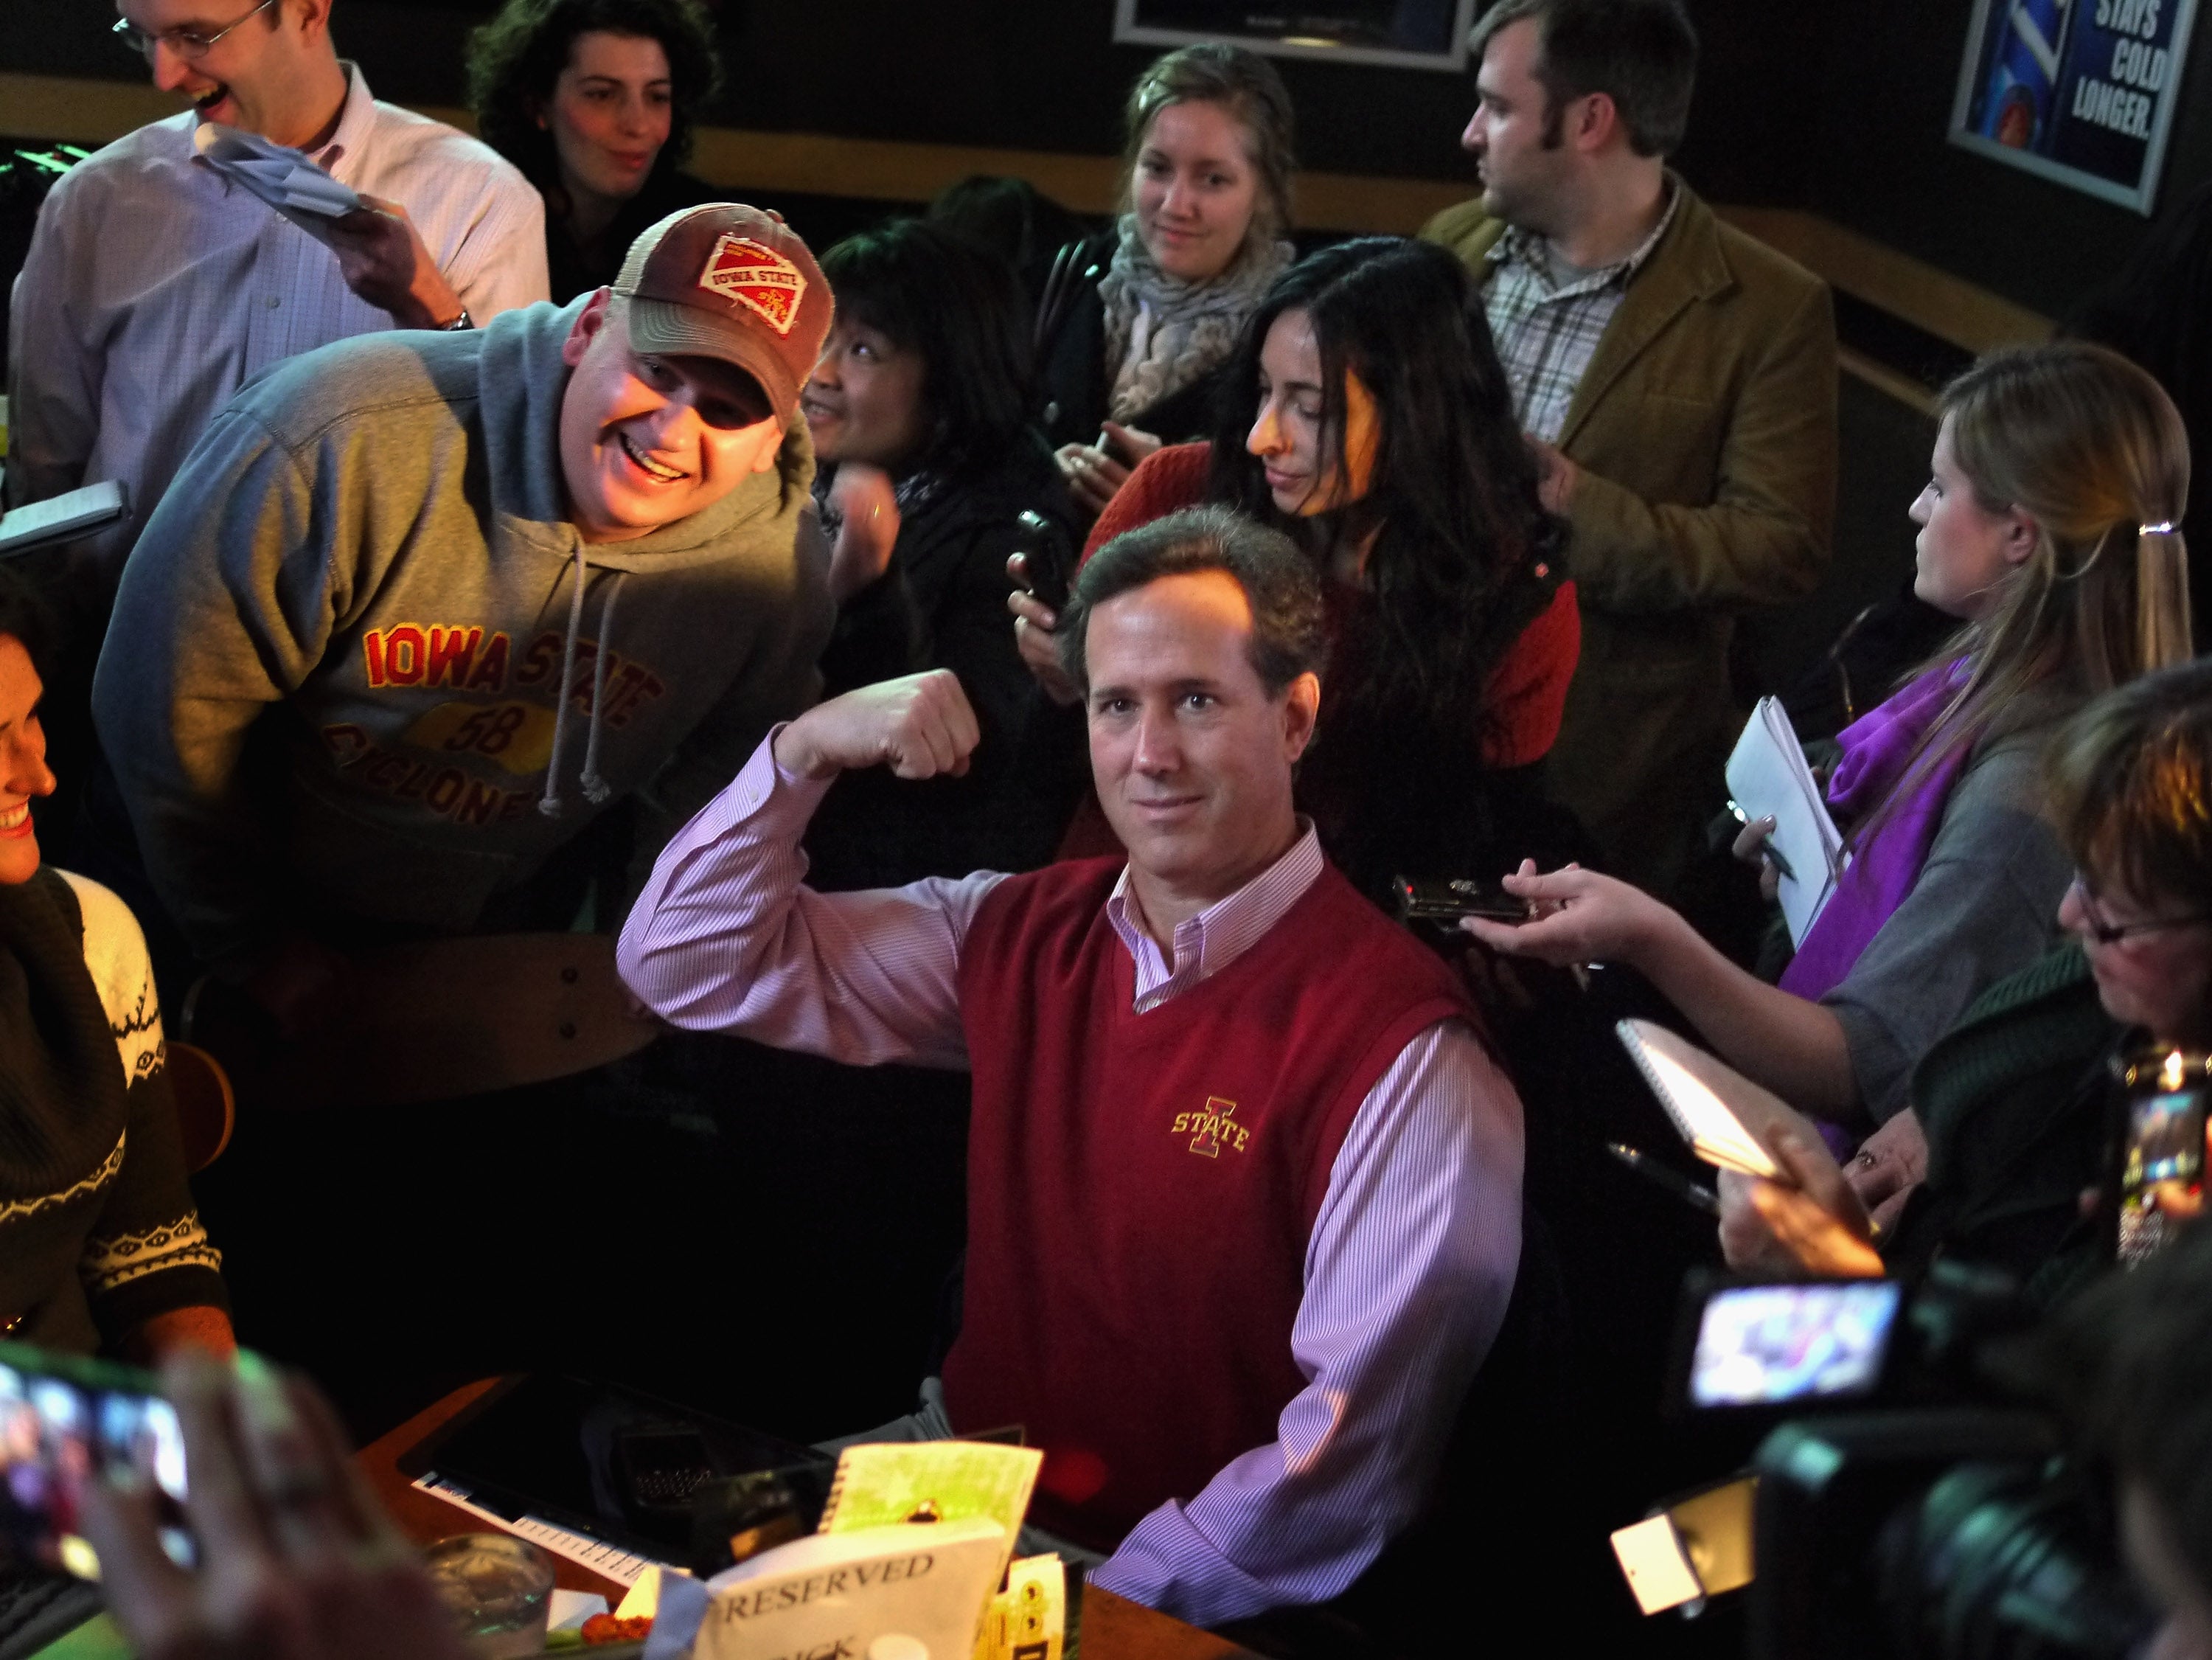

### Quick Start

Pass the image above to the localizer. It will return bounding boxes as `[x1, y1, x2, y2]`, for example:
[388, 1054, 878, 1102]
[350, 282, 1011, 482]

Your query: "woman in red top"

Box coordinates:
[1014, 236, 1582, 908]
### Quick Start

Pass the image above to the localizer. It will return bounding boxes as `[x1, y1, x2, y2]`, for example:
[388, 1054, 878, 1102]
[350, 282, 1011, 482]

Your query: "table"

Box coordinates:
[356, 1381, 1262, 1660]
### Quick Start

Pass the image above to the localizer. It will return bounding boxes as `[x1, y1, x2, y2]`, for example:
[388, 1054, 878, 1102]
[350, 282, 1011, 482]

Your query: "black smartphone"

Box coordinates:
[1394, 876, 1531, 925]
[1010, 510, 1071, 612]
[0, 1341, 190, 1579]
[2109, 1047, 2210, 1264]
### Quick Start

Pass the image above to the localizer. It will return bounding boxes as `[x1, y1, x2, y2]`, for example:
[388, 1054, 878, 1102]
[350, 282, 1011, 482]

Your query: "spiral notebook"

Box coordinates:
[1725, 697, 1844, 948]
[1615, 1018, 1781, 1178]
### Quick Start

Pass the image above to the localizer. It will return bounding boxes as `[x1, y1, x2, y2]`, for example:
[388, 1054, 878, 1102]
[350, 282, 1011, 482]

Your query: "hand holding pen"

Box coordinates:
[1725, 802, 1792, 902]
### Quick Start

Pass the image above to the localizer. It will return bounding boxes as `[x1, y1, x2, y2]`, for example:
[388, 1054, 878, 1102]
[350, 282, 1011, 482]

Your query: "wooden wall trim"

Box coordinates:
[1717, 205, 2053, 356]
[1, 69, 2048, 382]
[0, 71, 1467, 232]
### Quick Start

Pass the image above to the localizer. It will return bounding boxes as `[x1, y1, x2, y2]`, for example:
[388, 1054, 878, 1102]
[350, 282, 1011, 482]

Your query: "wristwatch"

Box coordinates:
[440, 308, 474, 331]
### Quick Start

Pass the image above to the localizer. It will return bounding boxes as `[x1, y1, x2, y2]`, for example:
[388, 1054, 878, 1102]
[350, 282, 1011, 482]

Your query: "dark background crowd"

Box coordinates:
[7, 0, 2212, 1656]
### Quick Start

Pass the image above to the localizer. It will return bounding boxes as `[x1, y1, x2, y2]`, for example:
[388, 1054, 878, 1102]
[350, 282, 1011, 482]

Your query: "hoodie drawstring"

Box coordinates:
[580, 574, 621, 805]
[538, 542, 624, 817]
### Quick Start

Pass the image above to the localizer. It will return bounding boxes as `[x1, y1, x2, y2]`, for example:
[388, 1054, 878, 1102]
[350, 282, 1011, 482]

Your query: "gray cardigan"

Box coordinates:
[1824, 728, 2073, 1123]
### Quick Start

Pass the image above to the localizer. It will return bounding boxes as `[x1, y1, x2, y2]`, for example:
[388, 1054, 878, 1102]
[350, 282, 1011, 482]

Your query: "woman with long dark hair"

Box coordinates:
[467, 0, 725, 302]
[802, 219, 1082, 889]
[1020, 236, 1582, 907]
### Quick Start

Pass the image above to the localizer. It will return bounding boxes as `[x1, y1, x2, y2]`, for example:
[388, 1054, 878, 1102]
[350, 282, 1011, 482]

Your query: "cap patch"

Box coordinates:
[698, 233, 807, 336]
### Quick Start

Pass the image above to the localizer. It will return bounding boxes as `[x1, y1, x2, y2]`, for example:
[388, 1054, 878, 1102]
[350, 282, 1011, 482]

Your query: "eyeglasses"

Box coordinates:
[2069, 875, 2212, 945]
[112, 0, 279, 62]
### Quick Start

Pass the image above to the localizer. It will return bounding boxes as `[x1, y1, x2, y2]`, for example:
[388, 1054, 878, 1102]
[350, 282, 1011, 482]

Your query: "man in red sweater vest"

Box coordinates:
[619, 507, 1524, 1626]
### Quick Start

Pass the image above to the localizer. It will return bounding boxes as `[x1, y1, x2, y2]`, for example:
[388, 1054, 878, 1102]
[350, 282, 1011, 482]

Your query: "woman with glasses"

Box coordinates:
[1712, 659, 2212, 1298]
[1467, 341, 2192, 1157]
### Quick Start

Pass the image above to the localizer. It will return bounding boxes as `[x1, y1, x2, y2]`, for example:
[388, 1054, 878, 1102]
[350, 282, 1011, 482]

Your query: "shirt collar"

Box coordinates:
[310, 61, 378, 179]
[1104, 822, 1325, 994]
[1488, 176, 1682, 296]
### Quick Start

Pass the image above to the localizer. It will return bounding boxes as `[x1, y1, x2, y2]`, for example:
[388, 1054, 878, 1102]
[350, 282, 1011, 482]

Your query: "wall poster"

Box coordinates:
[1112, 0, 1483, 72]
[1949, 0, 2200, 214]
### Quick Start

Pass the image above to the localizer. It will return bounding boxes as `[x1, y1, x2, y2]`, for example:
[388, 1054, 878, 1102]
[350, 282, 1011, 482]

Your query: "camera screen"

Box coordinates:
[0, 1351, 188, 1577]
[1688, 1280, 1902, 1408]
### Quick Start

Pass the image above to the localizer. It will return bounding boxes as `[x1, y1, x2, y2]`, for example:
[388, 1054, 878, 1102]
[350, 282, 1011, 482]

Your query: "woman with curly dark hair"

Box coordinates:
[467, 0, 726, 301]
[1019, 236, 1582, 910]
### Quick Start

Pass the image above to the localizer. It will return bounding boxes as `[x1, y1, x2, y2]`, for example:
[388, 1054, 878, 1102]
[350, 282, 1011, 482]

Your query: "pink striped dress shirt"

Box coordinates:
[618, 731, 1524, 1626]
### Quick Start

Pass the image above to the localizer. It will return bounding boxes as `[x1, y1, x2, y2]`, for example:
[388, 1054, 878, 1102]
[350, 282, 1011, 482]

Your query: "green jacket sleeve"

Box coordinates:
[92, 406, 352, 969]
[1564, 277, 1837, 617]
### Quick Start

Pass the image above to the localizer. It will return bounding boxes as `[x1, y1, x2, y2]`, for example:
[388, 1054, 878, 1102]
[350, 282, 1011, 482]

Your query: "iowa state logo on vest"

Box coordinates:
[697, 233, 807, 335]
[1172, 1097, 1249, 1158]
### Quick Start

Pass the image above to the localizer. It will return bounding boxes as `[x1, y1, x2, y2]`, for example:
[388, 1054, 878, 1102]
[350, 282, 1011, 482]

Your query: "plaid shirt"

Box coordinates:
[1479, 185, 1682, 443]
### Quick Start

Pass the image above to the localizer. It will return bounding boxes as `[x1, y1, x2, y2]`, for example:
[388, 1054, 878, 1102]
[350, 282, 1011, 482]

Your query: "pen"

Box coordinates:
[1606, 1142, 1722, 1216]
[1725, 799, 1797, 883]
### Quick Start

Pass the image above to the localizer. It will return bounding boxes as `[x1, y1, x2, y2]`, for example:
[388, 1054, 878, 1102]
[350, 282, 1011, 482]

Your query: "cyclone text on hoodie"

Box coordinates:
[92, 293, 835, 970]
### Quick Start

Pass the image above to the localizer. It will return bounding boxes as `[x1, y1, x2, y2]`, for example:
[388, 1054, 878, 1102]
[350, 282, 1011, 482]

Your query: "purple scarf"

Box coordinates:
[1779, 660, 1973, 1004]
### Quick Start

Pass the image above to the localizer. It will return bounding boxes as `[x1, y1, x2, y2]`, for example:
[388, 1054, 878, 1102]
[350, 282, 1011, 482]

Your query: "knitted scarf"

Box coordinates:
[0, 870, 125, 1213]
[1099, 215, 1292, 426]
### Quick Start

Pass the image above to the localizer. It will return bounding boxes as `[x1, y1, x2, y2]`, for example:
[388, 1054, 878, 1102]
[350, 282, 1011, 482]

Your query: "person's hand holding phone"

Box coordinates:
[1458, 861, 1672, 967]
[1054, 422, 1160, 517]
[1006, 553, 1081, 707]
[81, 1352, 470, 1660]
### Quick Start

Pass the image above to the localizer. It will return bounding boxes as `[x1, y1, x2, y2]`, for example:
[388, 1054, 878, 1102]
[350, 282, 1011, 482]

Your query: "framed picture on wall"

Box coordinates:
[1948, 0, 2200, 214]
[1112, 0, 1483, 72]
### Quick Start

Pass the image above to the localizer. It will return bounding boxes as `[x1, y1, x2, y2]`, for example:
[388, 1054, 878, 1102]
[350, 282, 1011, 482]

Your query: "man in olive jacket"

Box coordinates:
[1423, 0, 1836, 897]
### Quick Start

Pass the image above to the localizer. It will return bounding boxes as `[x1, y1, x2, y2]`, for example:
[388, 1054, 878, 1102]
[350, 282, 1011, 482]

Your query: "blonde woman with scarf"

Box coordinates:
[1034, 44, 1296, 522]
[1467, 341, 2192, 1179]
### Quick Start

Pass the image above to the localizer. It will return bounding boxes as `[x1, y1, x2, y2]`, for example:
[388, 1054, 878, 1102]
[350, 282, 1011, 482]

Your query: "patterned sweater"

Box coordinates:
[0, 869, 225, 1353]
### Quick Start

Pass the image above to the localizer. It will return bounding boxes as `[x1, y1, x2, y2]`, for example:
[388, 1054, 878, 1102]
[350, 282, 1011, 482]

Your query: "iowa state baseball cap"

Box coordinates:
[613, 204, 832, 425]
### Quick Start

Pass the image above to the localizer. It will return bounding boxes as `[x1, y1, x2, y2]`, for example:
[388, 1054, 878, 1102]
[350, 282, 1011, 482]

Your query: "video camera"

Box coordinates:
[1621, 1262, 2152, 1659]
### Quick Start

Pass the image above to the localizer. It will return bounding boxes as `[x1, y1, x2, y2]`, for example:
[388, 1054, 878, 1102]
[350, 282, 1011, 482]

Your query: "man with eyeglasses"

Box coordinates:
[5, 0, 546, 598]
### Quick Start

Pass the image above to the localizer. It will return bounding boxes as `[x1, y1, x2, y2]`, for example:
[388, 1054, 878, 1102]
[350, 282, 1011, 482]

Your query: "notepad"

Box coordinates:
[1615, 1018, 1781, 1178]
[192, 122, 363, 240]
[821, 1440, 1042, 1580]
[1725, 697, 1844, 948]
[0, 480, 125, 558]
[654, 1518, 1009, 1660]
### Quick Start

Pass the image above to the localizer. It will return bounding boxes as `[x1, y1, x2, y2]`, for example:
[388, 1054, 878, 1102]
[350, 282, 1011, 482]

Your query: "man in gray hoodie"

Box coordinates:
[94, 204, 836, 1028]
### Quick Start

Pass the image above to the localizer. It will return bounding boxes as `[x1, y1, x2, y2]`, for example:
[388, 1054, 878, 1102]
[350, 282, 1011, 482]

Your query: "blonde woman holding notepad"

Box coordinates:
[1467, 342, 2191, 1173]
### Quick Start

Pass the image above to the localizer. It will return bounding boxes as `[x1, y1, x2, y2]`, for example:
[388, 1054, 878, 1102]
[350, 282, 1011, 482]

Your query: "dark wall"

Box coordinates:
[0, 0, 1808, 196]
[4, 0, 2199, 316]
[1800, 0, 2212, 321]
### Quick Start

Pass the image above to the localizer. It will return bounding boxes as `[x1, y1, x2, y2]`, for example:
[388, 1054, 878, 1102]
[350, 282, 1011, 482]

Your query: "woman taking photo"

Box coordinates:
[1468, 341, 2192, 1142]
[1037, 44, 1297, 521]
[1021, 236, 1580, 909]
[802, 218, 1082, 889]
[468, 0, 725, 302]
[0, 578, 231, 1361]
